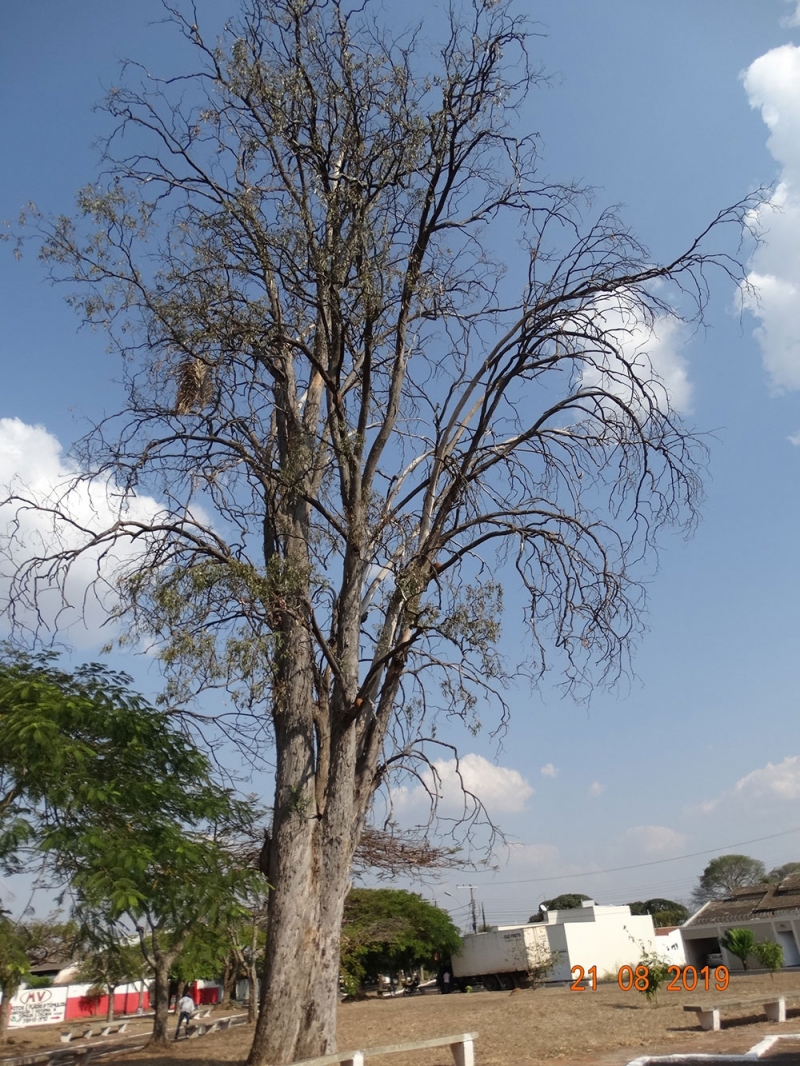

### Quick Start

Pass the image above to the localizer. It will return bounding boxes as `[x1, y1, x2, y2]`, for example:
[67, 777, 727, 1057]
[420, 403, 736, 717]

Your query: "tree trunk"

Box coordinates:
[0, 990, 12, 1046]
[106, 985, 115, 1023]
[138, 980, 146, 1014]
[248, 635, 364, 1066]
[247, 916, 259, 1025]
[151, 958, 171, 1046]
[220, 954, 236, 1010]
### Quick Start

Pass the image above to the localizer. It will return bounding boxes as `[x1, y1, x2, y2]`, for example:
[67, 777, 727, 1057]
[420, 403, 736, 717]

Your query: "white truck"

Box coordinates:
[451, 925, 553, 991]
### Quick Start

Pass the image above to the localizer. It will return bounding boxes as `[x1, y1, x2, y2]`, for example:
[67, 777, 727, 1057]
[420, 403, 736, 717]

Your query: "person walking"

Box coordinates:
[174, 990, 196, 1040]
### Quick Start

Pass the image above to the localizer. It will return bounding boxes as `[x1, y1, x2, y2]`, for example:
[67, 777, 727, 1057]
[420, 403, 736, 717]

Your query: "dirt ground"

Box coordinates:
[8, 973, 800, 1065]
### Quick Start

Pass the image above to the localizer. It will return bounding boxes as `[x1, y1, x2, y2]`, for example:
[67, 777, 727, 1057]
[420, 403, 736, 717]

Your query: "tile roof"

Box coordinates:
[685, 874, 800, 928]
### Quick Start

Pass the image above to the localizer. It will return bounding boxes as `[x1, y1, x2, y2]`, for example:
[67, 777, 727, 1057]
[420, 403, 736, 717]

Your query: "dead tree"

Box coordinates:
[1, 0, 759, 1061]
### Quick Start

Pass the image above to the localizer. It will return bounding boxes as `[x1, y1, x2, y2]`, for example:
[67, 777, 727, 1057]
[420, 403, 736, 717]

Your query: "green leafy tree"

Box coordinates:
[766, 863, 800, 882]
[628, 899, 689, 926]
[693, 856, 766, 905]
[721, 927, 756, 970]
[530, 894, 590, 921]
[0, 918, 30, 1045]
[2, 0, 760, 1060]
[752, 940, 783, 979]
[340, 890, 461, 994]
[0, 648, 256, 1046]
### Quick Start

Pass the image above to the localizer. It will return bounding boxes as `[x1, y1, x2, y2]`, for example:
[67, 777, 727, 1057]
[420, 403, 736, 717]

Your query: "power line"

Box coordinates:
[481, 825, 800, 886]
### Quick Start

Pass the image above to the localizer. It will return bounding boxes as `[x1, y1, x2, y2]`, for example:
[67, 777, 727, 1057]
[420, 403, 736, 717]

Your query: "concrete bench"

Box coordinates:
[187, 1013, 248, 1039]
[288, 1031, 478, 1066]
[99, 1023, 127, 1037]
[684, 995, 794, 1031]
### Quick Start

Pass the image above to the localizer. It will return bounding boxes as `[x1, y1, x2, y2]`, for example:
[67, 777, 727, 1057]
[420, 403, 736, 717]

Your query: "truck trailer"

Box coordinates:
[451, 925, 552, 990]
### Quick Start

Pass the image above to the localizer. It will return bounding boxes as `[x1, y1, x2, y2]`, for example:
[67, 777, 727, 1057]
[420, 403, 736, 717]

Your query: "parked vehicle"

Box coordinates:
[451, 926, 552, 991]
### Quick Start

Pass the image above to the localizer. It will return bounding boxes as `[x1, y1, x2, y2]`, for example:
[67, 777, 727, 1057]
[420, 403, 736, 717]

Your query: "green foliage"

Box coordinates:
[721, 927, 756, 970]
[638, 950, 671, 1004]
[340, 889, 461, 990]
[693, 855, 766, 904]
[752, 940, 783, 975]
[0, 645, 259, 1041]
[0, 917, 31, 1041]
[530, 894, 590, 921]
[766, 863, 800, 882]
[627, 899, 690, 926]
[0, 646, 254, 912]
[527, 950, 560, 989]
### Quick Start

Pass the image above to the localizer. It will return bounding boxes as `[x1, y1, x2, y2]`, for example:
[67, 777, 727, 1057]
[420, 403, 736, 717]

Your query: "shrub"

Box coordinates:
[752, 940, 783, 978]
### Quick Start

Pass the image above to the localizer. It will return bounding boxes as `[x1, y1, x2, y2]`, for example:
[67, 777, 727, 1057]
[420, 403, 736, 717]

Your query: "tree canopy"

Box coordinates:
[628, 899, 690, 926]
[340, 889, 461, 993]
[530, 893, 591, 920]
[766, 862, 800, 882]
[0, 647, 256, 1045]
[693, 855, 767, 905]
[1, 0, 760, 1060]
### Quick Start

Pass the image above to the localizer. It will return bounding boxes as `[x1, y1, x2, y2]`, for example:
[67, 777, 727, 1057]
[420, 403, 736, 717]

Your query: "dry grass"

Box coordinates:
[8, 973, 800, 1066]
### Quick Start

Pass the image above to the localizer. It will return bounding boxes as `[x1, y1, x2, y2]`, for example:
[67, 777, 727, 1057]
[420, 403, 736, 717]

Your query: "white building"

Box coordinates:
[681, 874, 800, 971]
[534, 899, 680, 981]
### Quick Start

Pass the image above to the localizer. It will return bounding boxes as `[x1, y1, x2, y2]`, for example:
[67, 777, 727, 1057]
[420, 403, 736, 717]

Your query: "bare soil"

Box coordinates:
[7, 973, 800, 1065]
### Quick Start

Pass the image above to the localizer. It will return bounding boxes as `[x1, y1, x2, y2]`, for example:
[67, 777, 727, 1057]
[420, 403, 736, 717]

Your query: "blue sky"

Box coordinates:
[3, 0, 800, 928]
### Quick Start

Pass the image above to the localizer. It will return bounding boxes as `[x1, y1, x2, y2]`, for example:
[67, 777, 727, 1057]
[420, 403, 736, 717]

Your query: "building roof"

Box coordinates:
[685, 874, 800, 928]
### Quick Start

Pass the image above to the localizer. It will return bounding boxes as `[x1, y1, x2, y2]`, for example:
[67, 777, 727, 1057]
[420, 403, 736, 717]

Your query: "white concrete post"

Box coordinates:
[342, 1054, 365, 1066]
[697, 1009, 721, 1032]
[451, 1036, 475, 1066]
[765, 998, 786, 1023]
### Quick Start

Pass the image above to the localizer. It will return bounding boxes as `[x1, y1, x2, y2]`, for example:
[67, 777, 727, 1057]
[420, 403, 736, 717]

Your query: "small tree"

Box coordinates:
[721, 928, 756, 971]
[752, 940, 783, 980]
[0, 647, 256, 1046]
[637, 949, 671, 1005]
[527, 950, 560, 990]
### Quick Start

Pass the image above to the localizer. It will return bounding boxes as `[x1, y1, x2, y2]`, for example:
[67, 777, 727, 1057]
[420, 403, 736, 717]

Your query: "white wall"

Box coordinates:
[541, 906, 671, 982]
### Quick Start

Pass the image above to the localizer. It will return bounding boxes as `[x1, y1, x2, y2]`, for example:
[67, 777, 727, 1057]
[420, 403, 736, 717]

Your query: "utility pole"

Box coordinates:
[469, 886, 477, 934]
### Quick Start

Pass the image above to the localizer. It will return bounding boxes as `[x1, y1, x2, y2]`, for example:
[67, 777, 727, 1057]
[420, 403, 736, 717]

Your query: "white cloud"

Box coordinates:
[742, 44, 800, 392]
[588, 781, 606, 798]
[579, 295, 692, 416]
[540, 763, 558, 778]
[505, 841, 562, 869]
[625, 825, 687, 855]
[782, 1, 800, 28]
[0, 418, 165, 647]
[693, 755, 800, 814]
[788, 429, 800, 445]
[391, 753, 535, 817]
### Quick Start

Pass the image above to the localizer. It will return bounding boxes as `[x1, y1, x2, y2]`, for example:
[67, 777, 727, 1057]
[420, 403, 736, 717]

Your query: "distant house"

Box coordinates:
[681, 873, 800, 970]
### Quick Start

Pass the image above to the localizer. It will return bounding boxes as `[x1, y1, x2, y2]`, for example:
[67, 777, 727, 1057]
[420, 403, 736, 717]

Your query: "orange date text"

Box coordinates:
[569, 964, 729, 992]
